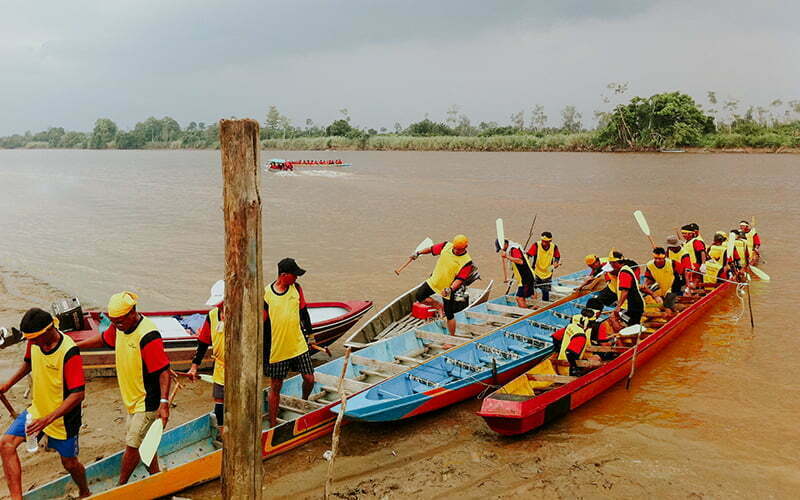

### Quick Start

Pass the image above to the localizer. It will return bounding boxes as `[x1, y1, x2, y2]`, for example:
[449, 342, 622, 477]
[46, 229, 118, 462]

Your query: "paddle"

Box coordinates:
[394, 237, 433, 276]
[178, 371, 214, 384]
[0, 393, 17, 419]
[496, 218, 508, 285]
[623, 324, 645, 390]
[749, 266, 770, 281]
[633, 210, 656, 248]
[139, 381, 182, 466]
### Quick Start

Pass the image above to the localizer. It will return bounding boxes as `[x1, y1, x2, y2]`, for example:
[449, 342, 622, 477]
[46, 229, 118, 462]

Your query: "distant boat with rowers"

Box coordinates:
[266, 158, 351, 172]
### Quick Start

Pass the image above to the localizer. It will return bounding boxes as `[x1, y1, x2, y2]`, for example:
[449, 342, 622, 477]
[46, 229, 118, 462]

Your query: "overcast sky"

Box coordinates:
[1, 0, 798, 135]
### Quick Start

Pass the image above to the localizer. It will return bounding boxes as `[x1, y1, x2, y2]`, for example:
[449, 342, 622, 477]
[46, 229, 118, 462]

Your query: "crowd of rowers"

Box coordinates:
[0, 222, 760, 498]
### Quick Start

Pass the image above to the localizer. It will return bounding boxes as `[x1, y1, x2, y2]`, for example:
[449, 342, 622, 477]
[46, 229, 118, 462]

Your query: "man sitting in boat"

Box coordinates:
[704, 232, 733, 284]
[551, 308, 593, 376]
[496, 238, 535, 308]
[411, 235, 475, 336]
[680, 223, 706, 292]
[607, 251, 645, 330]
[664, 235, 686, 290]
[0, 308, 91, 499]
[738, 220, 761, 265]
[76, 292, 172, 485]
[187, 280, 226, 435]
[576, 254, 608, 292]
[730, 230, 750, 279]
[584, 297, 615, 348]
[526, 232, 561, 302]
[644, 247, 682, 312]
[263, 258, 316, 429]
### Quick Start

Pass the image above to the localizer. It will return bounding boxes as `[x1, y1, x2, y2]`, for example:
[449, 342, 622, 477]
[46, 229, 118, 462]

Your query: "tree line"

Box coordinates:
[2, 87, 799, 151]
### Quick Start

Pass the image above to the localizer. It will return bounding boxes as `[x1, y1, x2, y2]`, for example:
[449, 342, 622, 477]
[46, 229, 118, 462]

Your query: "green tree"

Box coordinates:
[90, 118, 118, 149]
[265, 105, 282, 139]
[560, 106, 582, 133]
[598, 91, 715, 148]
[160, 117, 181, 142]
[510, 110, 525, 130]
[405, 119, 454, 136]
[326, 119, 354, 136]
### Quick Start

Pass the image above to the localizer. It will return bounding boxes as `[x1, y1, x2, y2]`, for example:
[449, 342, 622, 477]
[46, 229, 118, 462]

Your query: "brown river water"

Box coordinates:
[0, 150, 797, 498]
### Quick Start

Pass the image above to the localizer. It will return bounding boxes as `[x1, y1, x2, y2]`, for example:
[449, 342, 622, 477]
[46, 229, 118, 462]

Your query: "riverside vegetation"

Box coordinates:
[2, 89, 799, 152]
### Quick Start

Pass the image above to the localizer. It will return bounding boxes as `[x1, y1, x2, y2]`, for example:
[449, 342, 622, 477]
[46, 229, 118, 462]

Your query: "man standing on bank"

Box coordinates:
[526, 231, 561, 302]
[411, 235, 475, 336]
[263, 258, 316, 429]
[76, 291, 171, 485]
[0, 308, 90, 499]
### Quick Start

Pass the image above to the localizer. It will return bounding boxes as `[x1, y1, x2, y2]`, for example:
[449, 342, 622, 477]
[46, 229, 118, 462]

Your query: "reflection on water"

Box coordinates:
[1, 149, 798, 494]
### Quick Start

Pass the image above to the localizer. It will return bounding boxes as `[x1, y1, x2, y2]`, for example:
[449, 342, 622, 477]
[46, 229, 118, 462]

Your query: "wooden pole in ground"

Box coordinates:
[220, 119, 264, 500]
[324, 347, 352, 499]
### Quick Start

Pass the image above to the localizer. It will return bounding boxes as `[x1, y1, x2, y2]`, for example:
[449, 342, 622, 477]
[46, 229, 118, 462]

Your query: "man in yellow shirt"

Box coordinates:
[263, 258, 315, 429]
[0, 308, 90, 499]
[526, 232, 561, 302]
[76, 292, 172, 485]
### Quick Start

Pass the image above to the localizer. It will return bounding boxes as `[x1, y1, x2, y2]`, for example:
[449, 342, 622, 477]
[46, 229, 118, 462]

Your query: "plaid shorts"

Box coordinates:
[265, 350, 314, 379]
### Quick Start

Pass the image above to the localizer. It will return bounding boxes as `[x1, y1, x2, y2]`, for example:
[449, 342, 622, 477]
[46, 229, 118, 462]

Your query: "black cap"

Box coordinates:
[20, 307, 53, 334]
[277, 257, 306, 276]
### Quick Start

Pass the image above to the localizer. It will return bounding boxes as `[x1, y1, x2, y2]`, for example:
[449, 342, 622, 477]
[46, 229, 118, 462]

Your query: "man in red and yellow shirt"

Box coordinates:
[188, 280, 226, 431]
[526, 232, 561, 302]
[77, 291, 171, 485]
[411, 235, 475, 336]
[680, 223, 706, 290]
[1, 308, 90, 499]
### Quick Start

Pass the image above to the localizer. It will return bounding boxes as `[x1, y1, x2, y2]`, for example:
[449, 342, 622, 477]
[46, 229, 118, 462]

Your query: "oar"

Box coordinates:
[633, 210, 656, 248]
[0, 393, 17, 419]
[139, 381, 182, 466]
[394, 237, 432, 276]
[749, 266, 770, 281]
[496, 218, 508, 284]
[177, 371, 214, 384]
[624, 324, 644, 390]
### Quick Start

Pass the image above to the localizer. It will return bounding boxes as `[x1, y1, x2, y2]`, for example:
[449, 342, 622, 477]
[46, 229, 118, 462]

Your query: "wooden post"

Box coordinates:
[324, 347, 352, 499]
[220, 119, 263, 500]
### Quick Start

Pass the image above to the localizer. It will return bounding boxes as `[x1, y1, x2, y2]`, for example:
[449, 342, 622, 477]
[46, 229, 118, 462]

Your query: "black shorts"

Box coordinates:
[594, 287, 617, 307]
[662, 292, 678, 310]
[415, 282, 436, 302]
[516, 283, 534, 298]
[265, 351, 314, 379]
[415, 282, 462, 320]
[620, 308, 643, 326]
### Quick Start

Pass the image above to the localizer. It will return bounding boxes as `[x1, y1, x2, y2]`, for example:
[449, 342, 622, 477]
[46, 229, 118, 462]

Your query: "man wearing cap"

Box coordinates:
[576, 254, 608, 292]
[495, 238, 535, 308]
[411, 235, 475, 336]
[526, 232, 561, 302]
[607, 251, 644, 329]
[0, 308, 90, 499]
[76, 292, 171, 485]
[680, 223, 706, 290]
[644, 247, 682, 311]
[738, 220, 761, 265]
[263, 258, 315, 429]
[187, 280, 226, 433]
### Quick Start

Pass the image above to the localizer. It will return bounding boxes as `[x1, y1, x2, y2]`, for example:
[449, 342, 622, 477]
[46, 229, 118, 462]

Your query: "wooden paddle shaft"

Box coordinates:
[394, 256, 414, 276]
[0, 393, 17, 419]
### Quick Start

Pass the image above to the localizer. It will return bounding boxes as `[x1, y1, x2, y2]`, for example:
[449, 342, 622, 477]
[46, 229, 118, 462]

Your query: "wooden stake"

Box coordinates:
[324, 347, 352, 499]
[220, 119, 263, 500]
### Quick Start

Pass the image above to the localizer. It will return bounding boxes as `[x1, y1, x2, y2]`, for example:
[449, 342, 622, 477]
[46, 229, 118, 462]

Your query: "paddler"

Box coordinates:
[664, 235, 685, 291]
[738, 220, 761, 265]
[0, 308, 90, 499]
[731, 230, 750, 278]
[411, 235, 476, 336]
[186, 280, 226, 434]
[495, 238, 535, 308]
[679, 223, 707, 292]
[576, 254, 607, 291]
[704, 232, 732, 283]
[608, 251, 645, 329]
[76, 292, 172, 485]
[263, 258, 316, 429]
[526, 231, 561, 302]
[551, 308, 592, 376]
[644, 247, 682, 311]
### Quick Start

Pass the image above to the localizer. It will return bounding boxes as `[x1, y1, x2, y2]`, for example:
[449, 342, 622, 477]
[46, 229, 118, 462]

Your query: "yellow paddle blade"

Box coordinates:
[750, 266, 770, 281]
[633, 210, 651, 236]
[139, 419, 163, 465]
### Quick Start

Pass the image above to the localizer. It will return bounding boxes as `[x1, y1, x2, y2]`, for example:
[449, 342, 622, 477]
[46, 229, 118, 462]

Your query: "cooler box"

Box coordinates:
[411, 302, 437, 319]
[51, 298, 84, 332]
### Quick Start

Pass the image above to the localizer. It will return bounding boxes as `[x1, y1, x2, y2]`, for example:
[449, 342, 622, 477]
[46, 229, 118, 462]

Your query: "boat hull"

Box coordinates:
[478, 282, 733, 436]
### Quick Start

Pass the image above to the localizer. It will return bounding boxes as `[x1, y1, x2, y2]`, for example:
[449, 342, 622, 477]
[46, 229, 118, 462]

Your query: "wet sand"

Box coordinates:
[1, 150, 798, 498]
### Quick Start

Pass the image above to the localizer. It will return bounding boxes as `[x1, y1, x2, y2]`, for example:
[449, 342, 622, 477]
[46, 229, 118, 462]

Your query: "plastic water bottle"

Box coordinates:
[25, 412, 38, 453]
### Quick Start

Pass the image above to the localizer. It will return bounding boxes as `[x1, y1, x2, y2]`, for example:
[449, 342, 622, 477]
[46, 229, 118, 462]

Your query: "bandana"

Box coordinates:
[108, 291, 139, 318]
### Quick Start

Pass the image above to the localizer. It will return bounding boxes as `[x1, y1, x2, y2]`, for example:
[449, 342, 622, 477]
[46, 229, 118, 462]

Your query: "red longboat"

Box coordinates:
[477, 281, 735, 435]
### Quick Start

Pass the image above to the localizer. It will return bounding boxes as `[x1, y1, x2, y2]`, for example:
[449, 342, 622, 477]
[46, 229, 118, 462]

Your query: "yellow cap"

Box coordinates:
[108, 291, 139, 318]
[452, 234, 469, 249]
[584, 254, 598, 266]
